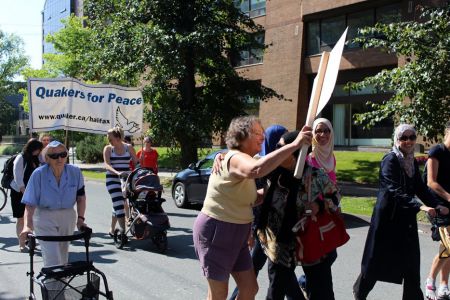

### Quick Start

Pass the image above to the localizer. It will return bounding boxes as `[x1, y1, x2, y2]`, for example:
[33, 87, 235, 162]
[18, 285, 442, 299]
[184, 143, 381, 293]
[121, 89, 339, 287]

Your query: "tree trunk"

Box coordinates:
[179, 136, 198, 168]
[178, 0, 198, 167]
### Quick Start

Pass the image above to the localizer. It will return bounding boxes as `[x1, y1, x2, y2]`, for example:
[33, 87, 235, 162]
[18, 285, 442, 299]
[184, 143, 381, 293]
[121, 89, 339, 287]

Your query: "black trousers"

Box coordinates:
[266, 259, 305, 300]
[353, 272, 424, 300]
[301, 255, 335, 300]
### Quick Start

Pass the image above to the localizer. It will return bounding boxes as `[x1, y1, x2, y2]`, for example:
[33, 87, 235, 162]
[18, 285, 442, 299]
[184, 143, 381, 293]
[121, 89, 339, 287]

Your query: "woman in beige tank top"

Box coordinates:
[193, 116, 312, 300]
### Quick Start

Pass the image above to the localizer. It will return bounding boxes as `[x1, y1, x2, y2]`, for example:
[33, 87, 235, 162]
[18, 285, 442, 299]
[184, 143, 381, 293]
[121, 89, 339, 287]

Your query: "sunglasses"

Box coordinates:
[47, 152, 68, 159]
[315, 128, 331, 135]
[399, 134, 417, 141]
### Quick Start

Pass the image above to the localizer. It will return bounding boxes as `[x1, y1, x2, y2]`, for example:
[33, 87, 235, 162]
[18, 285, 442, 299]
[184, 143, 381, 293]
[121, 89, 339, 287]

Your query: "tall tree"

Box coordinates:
[0, 30, 28, 135]
[83, 0, 281, 166]
[347, 5, 450, 142]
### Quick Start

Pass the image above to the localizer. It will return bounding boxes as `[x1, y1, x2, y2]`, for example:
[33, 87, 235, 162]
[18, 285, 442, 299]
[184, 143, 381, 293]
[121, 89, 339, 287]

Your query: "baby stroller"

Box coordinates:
[27, 227, 113, 300]
[113, 167, 170, 252]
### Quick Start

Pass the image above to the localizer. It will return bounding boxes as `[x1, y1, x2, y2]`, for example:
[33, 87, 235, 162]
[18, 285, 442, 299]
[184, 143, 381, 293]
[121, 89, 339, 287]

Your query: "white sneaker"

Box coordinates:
[437, 285, 450, 300]
[426, 278, 437, 300]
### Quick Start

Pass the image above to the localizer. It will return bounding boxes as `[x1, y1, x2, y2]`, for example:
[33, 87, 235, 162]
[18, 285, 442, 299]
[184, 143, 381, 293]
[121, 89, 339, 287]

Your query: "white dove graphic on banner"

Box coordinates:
[116, 107, 140, 133]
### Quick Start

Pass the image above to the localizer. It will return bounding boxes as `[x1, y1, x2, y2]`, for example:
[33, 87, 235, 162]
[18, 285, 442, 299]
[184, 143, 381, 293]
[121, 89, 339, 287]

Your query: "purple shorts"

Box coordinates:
[193, 212, 252, 281]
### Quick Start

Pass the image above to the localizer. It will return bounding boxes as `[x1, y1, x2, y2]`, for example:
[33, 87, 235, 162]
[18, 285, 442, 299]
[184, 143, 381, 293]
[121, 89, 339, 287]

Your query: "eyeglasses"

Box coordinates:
[399, 134, 417, 141]
[315, 128, 331, 135]
[47, 152, 68, 159]
[252, 131, 265, 137]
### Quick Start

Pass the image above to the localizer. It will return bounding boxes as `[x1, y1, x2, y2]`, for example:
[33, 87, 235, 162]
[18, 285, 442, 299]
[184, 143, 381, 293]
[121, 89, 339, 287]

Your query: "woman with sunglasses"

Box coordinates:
[20, 141, 87, 266]
[10, 138, 43, 252]
[353, 124, 449, 300]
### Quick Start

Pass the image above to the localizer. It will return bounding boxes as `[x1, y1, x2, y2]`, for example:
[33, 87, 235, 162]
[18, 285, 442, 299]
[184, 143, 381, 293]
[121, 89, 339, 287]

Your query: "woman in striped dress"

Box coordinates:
[103, 127, 138, 236]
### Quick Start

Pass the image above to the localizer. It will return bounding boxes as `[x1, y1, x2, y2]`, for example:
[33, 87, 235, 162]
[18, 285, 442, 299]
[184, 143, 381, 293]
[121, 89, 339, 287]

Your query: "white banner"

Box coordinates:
[28, 78, 144, 136]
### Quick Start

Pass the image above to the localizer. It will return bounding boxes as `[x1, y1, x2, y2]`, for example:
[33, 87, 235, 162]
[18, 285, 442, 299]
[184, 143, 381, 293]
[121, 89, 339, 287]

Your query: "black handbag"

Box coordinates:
[431, 222, 441, 241]
[430, 212, 441, 242]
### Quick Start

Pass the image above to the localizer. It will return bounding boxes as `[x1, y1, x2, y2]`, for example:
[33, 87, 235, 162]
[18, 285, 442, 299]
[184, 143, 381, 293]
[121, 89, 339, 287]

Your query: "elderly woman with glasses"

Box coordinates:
[193, 116, 312, 300]
[353, 124, 449, 300]
[20, 141, 87, 267]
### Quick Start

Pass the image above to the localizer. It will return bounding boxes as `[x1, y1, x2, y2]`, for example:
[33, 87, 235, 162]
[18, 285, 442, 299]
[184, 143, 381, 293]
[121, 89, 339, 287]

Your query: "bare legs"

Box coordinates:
[205, 269, 258, 300]
[16, 217, 25, 249]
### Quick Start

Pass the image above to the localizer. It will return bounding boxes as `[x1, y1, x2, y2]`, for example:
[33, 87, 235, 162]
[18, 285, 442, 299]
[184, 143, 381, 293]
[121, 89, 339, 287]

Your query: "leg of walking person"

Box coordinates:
[352, 273, 377, 300]
[302, 260, 334, 300]
[402, 243, 424, 300]
[267, 259, 304, 300]
[437, 240, 450, 299]
[425, 253, 446, 299]
[229, 237, 266, 300]
[231, 269, 258, 300]
[10, 188, 26, 250]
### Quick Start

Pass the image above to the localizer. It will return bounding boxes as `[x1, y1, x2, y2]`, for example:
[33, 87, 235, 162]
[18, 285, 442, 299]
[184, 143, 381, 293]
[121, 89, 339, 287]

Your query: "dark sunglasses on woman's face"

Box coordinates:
[315, 128, 331, 135]
[399, 134, 417, 141]
[47, 152, 68, 159]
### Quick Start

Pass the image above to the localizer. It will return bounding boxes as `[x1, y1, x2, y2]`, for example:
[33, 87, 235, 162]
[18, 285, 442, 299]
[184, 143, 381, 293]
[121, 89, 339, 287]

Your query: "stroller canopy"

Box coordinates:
[126, 168, 163, 196]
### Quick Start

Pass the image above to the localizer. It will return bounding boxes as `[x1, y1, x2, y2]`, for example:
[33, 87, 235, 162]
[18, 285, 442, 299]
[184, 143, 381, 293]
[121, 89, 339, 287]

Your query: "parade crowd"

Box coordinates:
[4, 118, 450, 300]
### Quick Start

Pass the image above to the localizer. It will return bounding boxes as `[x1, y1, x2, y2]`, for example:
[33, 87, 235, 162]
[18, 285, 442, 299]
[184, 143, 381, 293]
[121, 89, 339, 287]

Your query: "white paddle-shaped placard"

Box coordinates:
[294, 28, 348, 178]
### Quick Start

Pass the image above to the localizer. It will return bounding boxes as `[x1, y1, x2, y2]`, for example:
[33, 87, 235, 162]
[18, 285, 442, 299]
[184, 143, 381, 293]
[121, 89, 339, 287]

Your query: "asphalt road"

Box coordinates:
[0, 157, 441, 300]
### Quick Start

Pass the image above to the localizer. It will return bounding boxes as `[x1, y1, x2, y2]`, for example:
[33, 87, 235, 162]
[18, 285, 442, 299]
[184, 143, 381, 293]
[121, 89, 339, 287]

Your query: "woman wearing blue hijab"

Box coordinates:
[259, 125, 288, 156]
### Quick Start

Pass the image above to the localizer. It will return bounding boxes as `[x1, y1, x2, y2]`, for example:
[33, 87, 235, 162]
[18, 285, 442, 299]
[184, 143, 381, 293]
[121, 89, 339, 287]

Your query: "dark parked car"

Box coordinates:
[172, 150, 225, 208]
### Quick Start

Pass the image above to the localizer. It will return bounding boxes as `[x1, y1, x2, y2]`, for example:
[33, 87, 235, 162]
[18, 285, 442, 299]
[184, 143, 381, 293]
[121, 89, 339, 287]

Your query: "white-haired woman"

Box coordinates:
[20, 141, 87, 267]
[353, 124, 449, 300]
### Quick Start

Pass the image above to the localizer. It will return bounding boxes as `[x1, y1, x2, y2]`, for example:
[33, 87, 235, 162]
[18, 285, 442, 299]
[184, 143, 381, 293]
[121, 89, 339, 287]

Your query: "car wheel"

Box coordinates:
[173, 182, 188, 208]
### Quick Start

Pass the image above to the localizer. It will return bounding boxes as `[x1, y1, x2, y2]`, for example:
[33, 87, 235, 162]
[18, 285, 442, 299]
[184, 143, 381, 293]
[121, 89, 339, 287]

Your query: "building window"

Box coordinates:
[234, 33, 265, 67]
[234, 0, 266, 18]
[306, 3, 400, 55]
[347, 10, 374, 49]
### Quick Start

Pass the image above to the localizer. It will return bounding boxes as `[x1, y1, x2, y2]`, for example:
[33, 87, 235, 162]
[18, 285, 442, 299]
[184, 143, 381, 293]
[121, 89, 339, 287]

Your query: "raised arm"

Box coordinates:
[229, 128, 312, 179]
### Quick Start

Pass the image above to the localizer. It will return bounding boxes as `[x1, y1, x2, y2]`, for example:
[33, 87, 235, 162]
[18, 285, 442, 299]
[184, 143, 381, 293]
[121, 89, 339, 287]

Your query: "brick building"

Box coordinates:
[236, 0, 443, 147]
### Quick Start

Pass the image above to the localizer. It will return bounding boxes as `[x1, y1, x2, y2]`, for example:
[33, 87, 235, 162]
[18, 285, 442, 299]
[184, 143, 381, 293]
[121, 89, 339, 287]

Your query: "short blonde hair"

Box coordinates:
[225, 115, 261, 150]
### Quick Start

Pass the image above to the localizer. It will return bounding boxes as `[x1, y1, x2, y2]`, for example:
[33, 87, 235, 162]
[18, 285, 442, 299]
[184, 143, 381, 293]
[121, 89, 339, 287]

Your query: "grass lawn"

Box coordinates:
[341, 196, 376, 216]
[82, 170, 105, 180]
[341, 196, 430, 224]
[335, 151, 385, 185]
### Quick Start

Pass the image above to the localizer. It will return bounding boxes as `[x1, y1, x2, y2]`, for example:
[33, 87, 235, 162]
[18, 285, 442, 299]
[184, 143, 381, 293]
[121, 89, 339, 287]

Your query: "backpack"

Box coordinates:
[1, 154, 19, 189]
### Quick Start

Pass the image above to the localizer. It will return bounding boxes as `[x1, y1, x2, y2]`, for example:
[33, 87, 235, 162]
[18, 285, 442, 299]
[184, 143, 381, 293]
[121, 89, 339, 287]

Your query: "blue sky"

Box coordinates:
[0, 0, 46, 70]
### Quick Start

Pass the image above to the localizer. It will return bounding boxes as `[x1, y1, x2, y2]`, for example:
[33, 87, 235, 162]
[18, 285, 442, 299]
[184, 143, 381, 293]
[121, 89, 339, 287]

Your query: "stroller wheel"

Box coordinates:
[113, 229, 128, 249]
[152, 232, 168, 253]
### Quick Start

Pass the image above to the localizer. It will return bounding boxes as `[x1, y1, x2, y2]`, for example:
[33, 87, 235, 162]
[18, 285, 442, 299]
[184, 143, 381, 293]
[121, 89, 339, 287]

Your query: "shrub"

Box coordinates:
[1, 145, 23, 155]
[76, 135, 106, 163]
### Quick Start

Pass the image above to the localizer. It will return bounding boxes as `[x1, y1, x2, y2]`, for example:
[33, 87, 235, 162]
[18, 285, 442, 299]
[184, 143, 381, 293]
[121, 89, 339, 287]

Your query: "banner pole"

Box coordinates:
[294, 51, 330, 179]
[64, 129, 70, 163]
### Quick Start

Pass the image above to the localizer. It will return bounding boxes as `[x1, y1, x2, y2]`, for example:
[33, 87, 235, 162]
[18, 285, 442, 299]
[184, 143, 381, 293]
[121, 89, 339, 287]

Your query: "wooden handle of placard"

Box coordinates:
[294, 51, 330, 179]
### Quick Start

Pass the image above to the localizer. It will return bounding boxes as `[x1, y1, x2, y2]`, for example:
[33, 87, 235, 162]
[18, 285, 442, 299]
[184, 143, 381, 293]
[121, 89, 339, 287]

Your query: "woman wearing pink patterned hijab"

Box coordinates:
[308, 118, 336, 183]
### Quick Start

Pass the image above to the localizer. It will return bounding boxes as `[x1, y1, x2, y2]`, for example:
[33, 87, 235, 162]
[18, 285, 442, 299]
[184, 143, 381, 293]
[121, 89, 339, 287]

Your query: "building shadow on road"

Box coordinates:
[343, 213, 370, 229]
